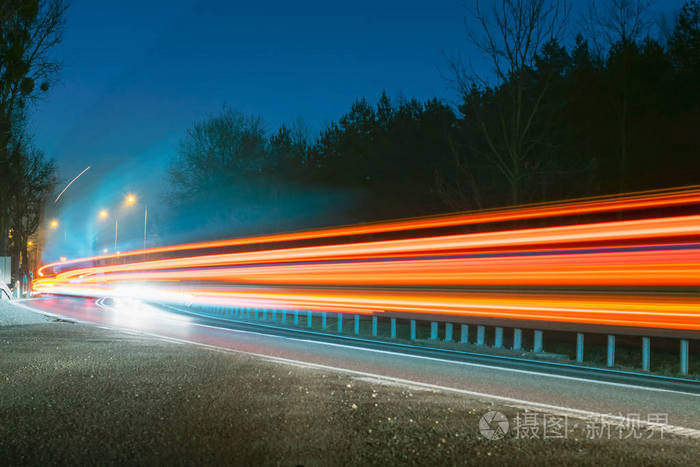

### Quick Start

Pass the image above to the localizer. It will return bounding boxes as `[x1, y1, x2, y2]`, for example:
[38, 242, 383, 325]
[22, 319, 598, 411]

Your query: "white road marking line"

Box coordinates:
[78, 325, 700, 439]
[158, 302, 700, 398]
[353, 376, 438, 392]
[292, 339, 700, 398]
[23, 297, 700, 398]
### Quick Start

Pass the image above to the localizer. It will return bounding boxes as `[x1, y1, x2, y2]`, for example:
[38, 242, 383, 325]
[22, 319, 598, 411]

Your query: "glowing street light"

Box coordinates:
[50, 220, 59, 229]
[102, 248, 108, 254]
[98, 193, 147, 253]
[122, 193, 148, 249]
[27, 241, 33, 247]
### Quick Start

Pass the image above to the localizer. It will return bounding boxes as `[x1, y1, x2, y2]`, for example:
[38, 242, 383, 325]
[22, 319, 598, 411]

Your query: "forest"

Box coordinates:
[168, 0, 700, 233]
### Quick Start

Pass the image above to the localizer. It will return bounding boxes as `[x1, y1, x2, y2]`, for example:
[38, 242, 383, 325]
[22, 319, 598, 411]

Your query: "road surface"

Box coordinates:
[17, 295, 700, 437]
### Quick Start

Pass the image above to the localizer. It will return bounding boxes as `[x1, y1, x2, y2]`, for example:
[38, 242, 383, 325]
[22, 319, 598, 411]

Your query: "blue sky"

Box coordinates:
[33, 0, 687, 259]
[30, 0, 469, 182]
[31, 0, 687, 181]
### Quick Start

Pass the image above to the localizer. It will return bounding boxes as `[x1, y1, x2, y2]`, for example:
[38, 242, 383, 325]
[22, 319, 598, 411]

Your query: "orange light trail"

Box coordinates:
[34, 187, 700, 334]
[37, 185, 700, 277]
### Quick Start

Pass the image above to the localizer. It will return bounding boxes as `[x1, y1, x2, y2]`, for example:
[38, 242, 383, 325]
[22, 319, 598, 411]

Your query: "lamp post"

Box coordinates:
[99, 194, 145, 254]
[124, 193, 147, 249]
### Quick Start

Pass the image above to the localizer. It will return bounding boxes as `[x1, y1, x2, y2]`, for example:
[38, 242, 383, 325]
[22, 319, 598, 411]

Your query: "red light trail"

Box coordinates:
[34, 186, 700, 334]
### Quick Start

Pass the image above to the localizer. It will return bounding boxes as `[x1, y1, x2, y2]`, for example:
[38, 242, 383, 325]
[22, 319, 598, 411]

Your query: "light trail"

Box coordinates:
[54, 166, 90, 203]
[34, 187, 700, 334]
[37, 184, 700, 276]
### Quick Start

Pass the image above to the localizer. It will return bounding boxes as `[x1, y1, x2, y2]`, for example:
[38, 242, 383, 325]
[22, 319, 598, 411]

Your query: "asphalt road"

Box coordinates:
[17, 295, 700, 435]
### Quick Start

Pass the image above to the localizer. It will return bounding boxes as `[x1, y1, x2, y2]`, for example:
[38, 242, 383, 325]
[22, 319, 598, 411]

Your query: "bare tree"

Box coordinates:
[581, 0, 654, 192]
[7, 143, 56, 279]
[450, 0, 569, 205]
[0, 0, 68, 255]
[0, 0, 68, 132]
[581, 0, 653, 57]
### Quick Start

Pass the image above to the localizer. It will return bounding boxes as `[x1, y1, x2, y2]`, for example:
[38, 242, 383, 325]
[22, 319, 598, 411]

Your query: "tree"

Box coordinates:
[669, 1, 700, 71]
[167, 106, 268, 202]
[582, 0, 655, 192]
[581, 0, 653, 57]
[451, 0, 570, 205]
[7, 143, 56, 279]
[668, 1, 700, 109]
[0, 0, 67, 256]
[311, 94, 455, 221]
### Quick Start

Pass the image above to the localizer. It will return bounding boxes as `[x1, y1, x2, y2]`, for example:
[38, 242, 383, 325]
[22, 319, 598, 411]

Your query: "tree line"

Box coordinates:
[0, 0, 65, 281]
[168, 0, 700, 234]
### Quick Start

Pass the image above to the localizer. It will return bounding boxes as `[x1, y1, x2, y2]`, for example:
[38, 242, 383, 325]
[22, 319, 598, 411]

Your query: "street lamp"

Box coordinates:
[99, 194, 142, 253]
[123, 193, 147, 250]
[50, 220, 59, 229]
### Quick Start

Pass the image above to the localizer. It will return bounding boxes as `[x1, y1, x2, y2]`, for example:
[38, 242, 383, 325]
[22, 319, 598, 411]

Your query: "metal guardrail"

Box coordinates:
[181, 303, 695, 377]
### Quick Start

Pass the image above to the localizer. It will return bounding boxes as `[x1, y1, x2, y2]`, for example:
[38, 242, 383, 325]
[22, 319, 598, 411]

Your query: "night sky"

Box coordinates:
[32, 0, 686, 260]
[31, 0, 468, 182]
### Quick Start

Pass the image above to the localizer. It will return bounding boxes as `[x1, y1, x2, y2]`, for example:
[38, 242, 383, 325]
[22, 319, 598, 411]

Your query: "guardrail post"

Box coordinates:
[533, 330, 543, 353]
[272, 310, 276, 322]
[642, 337, 651, 371]
[354, 315, 360, 334]
[372, 316, 378, 336]
[293, 310, 299, 325]
[460, 324, 469, 344]
[281, 310, 287, 323]
[607, 335, 615, 367]
[322, 312, 327, 329]
[410, 320, 416, 341]
[476, 325, 485, 345]
[513, 329, 522, 351]
[680, 339, 689, 375]
[494, 327, 503, 348]
[337, 313, 343, 332]
[444, 323, 453, 342]
[307, 311, 313, 328]
[576, 333, 584, 362]
[262, 309, 267, 321]
[430, 322, 438, 340]
[390, 318, 397, 338]
[254, 309, 259, 320]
